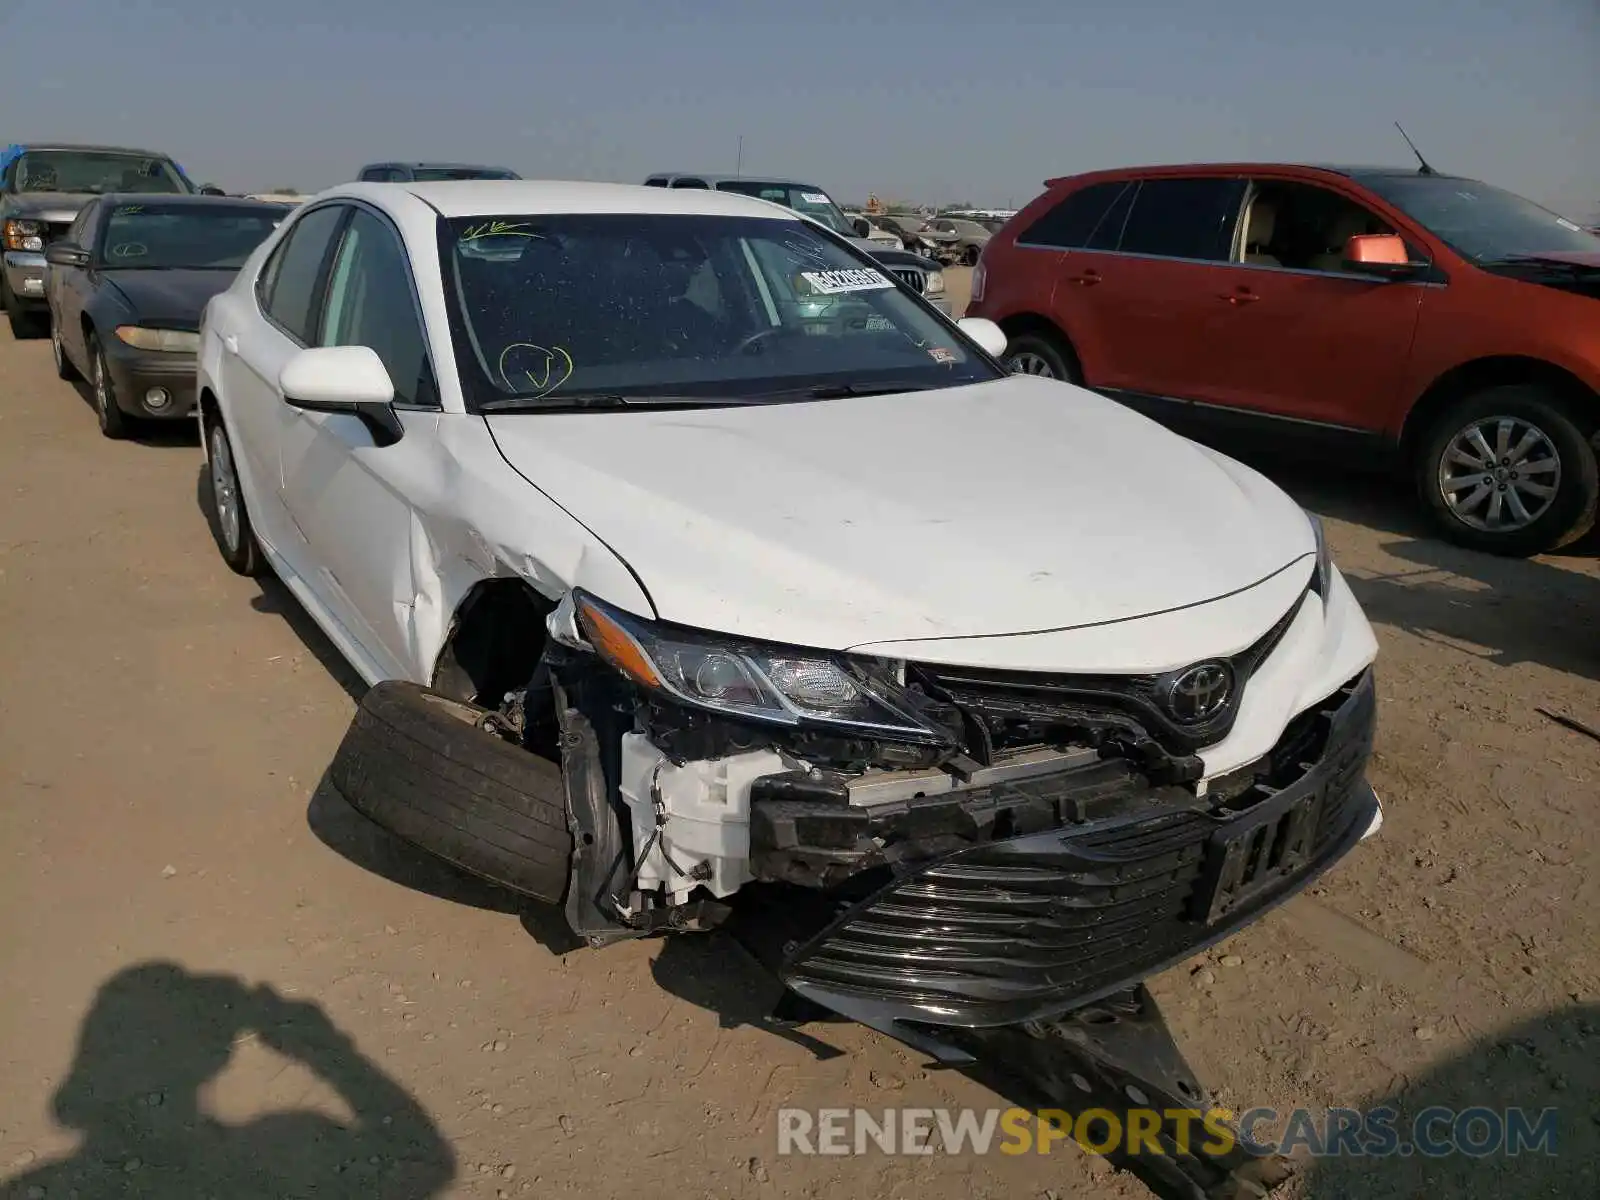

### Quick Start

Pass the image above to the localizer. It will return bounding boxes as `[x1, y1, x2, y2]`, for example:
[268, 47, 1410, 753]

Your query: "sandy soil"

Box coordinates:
[1, 280, 1596, 1198]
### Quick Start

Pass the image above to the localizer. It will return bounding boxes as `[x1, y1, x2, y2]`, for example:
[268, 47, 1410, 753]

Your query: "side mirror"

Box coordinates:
[278, 346, 404, 446]
[45, 242, 90, 268]
[957, 316, 1008, 359]
[199, 185, 227, 196]
[1341, 233, 1427, 279]
[852, 217, 871, 237]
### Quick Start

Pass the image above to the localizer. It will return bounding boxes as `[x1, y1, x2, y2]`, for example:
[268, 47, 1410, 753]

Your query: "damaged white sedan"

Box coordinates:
[197, 179, 1380, 1199]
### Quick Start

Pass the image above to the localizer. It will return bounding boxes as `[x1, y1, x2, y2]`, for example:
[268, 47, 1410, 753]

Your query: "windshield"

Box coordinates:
[1361, 175, 1599, 262]
[440, 212, 997, 409]
[11, 150, 188, 196]
[99, 203, 284, 270]
[412, 166, 517, 181]
[710, 181, 856, 236]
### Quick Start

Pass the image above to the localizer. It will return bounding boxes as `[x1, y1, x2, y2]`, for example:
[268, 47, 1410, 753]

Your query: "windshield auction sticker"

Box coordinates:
[800, 268, 896, 295]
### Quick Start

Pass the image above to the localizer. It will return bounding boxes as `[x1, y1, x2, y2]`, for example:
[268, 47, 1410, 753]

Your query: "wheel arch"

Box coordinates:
[1399, 356, 1600, 462]
[995, 313, 1082, 369]
[428, 576, 556, 706]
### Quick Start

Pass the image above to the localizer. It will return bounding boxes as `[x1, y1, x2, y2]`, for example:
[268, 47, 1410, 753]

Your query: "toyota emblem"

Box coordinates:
[1164, 662, 1234, 724]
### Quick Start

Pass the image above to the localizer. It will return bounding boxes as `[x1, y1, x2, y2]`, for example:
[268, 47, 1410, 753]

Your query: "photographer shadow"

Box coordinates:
[0, 961, 456, 1199]
[1298, 1001, 1600, 1198]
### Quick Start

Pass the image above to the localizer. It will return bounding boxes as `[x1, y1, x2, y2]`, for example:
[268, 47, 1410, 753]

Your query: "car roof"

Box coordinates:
[646, 172, 824, 189]
[1042, 162, 1464, 187]
[10, 142, 174, 158]
[362, 161, 516, 172]
[325, 179, 805, 221]
[95, 193, 282, 209]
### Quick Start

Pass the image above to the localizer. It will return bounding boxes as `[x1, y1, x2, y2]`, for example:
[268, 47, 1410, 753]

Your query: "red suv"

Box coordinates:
[970, 164, 1600, 556]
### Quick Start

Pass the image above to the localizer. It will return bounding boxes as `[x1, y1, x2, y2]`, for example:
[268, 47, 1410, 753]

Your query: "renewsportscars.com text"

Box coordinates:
[776, 1105, 1560, 1159]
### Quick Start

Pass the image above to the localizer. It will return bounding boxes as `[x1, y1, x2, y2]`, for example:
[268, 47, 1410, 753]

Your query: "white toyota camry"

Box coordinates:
[196, 180, 1380, 1164]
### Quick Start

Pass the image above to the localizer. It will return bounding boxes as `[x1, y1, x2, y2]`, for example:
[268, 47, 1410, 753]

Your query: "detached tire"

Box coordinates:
[329, 681, 573, 903]
[1003, 329, 1080, 383]
[1416, 385, 1598, 557]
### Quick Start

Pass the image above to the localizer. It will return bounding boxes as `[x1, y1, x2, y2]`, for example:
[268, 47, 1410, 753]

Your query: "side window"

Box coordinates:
[1085, 183, 1136, 251]
[643, 177, 669, 187]
[1016, 181, 1130, 249]
[358, 167, 383, 182]
[1240, 181, 1397, 272]
[671, 178, 709, 189]
[318, 207, 438, 407]
[1117, 178, 1247, 262]
[260, 204, 348, 344]
[66, 201, 97, 249]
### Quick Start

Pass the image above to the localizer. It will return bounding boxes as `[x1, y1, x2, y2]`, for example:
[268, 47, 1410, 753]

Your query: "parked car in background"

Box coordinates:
[870, 211, 937, 253]
[193, 181, 1378, 1200]
[356, 162, 521, 183]
[841, 209, 902, 250]
[2, 142, 199, 336]
[971, 162, 1600, 556]
[642, 174, 948, 311]
[44, 194, 284, 437]
[923, 215, 992, 265]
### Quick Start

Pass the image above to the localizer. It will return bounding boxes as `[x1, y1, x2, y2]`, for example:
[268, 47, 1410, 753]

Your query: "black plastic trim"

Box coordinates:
[780, 669, 1377, 1029]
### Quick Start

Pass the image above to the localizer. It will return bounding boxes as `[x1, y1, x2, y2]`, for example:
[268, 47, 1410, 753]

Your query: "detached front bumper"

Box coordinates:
[780, 669, 1379, 1031]
[103, 344, 198, 419]
[2, 251, 47, 308]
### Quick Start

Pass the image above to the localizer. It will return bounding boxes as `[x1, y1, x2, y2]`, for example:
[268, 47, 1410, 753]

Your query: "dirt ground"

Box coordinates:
[2, 271, 1597, 1199]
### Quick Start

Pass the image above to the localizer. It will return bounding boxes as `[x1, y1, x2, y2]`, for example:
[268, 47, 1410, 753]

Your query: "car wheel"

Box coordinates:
[1003, 331, 1081, 383]
[87, 334, 130, 439]
[962, 245, 981, 267]
[327, 681, 574, 903]
[202, 415, 267, 576]
[1416, 385, 1598, 557]
[50, 311, 80, 381]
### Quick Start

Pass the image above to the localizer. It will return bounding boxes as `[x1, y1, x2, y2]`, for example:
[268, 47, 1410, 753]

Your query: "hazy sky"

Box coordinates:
[5, 0, 1596, 217]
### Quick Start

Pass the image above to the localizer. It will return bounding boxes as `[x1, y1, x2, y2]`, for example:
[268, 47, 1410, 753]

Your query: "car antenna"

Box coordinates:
[1394, 122, 1435, 176]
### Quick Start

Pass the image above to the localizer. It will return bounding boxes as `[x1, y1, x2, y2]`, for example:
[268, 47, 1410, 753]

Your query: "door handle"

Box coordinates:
[1221, 288, 1259, 305]
[222, 334, 239, 352]
[1067, 269, 1101, 287]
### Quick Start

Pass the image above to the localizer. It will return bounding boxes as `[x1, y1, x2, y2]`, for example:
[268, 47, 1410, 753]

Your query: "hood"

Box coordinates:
[848, 234, 898, 255]
[485, 375, 1315, 652]
[3, 191, 91, 223]
[103, 268, 237, 328]
[864, 246, 938, 272]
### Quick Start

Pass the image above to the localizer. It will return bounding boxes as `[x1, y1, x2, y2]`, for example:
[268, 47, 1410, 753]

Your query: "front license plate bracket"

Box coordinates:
[1193, 784, 1322, 925]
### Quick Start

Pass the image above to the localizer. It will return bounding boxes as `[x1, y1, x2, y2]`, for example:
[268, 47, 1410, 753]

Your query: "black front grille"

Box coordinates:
[912, 591, 1306, 757]
[783, 669, 1377, 1028]
[893, 268, 925, 293]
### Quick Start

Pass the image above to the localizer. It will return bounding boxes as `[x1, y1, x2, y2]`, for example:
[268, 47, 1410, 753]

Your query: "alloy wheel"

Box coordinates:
[209, 425, 243, 554]
[92, 351, 112, 421]
[1437, 415, 1562, 533]
[1009, 352, 1056, 378]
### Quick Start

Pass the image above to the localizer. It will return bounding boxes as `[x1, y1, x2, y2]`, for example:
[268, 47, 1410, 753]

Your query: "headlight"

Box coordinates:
[2, 218, 43, 252]
[115, 326, 201, 353]
[923, 270, 946, 295]
[1305, 511, 1334, 598]
[569, 591, 950, 743]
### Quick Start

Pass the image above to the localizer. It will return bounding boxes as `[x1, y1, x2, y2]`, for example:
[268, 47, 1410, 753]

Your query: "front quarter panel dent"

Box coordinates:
[406, 416, 651, 685]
